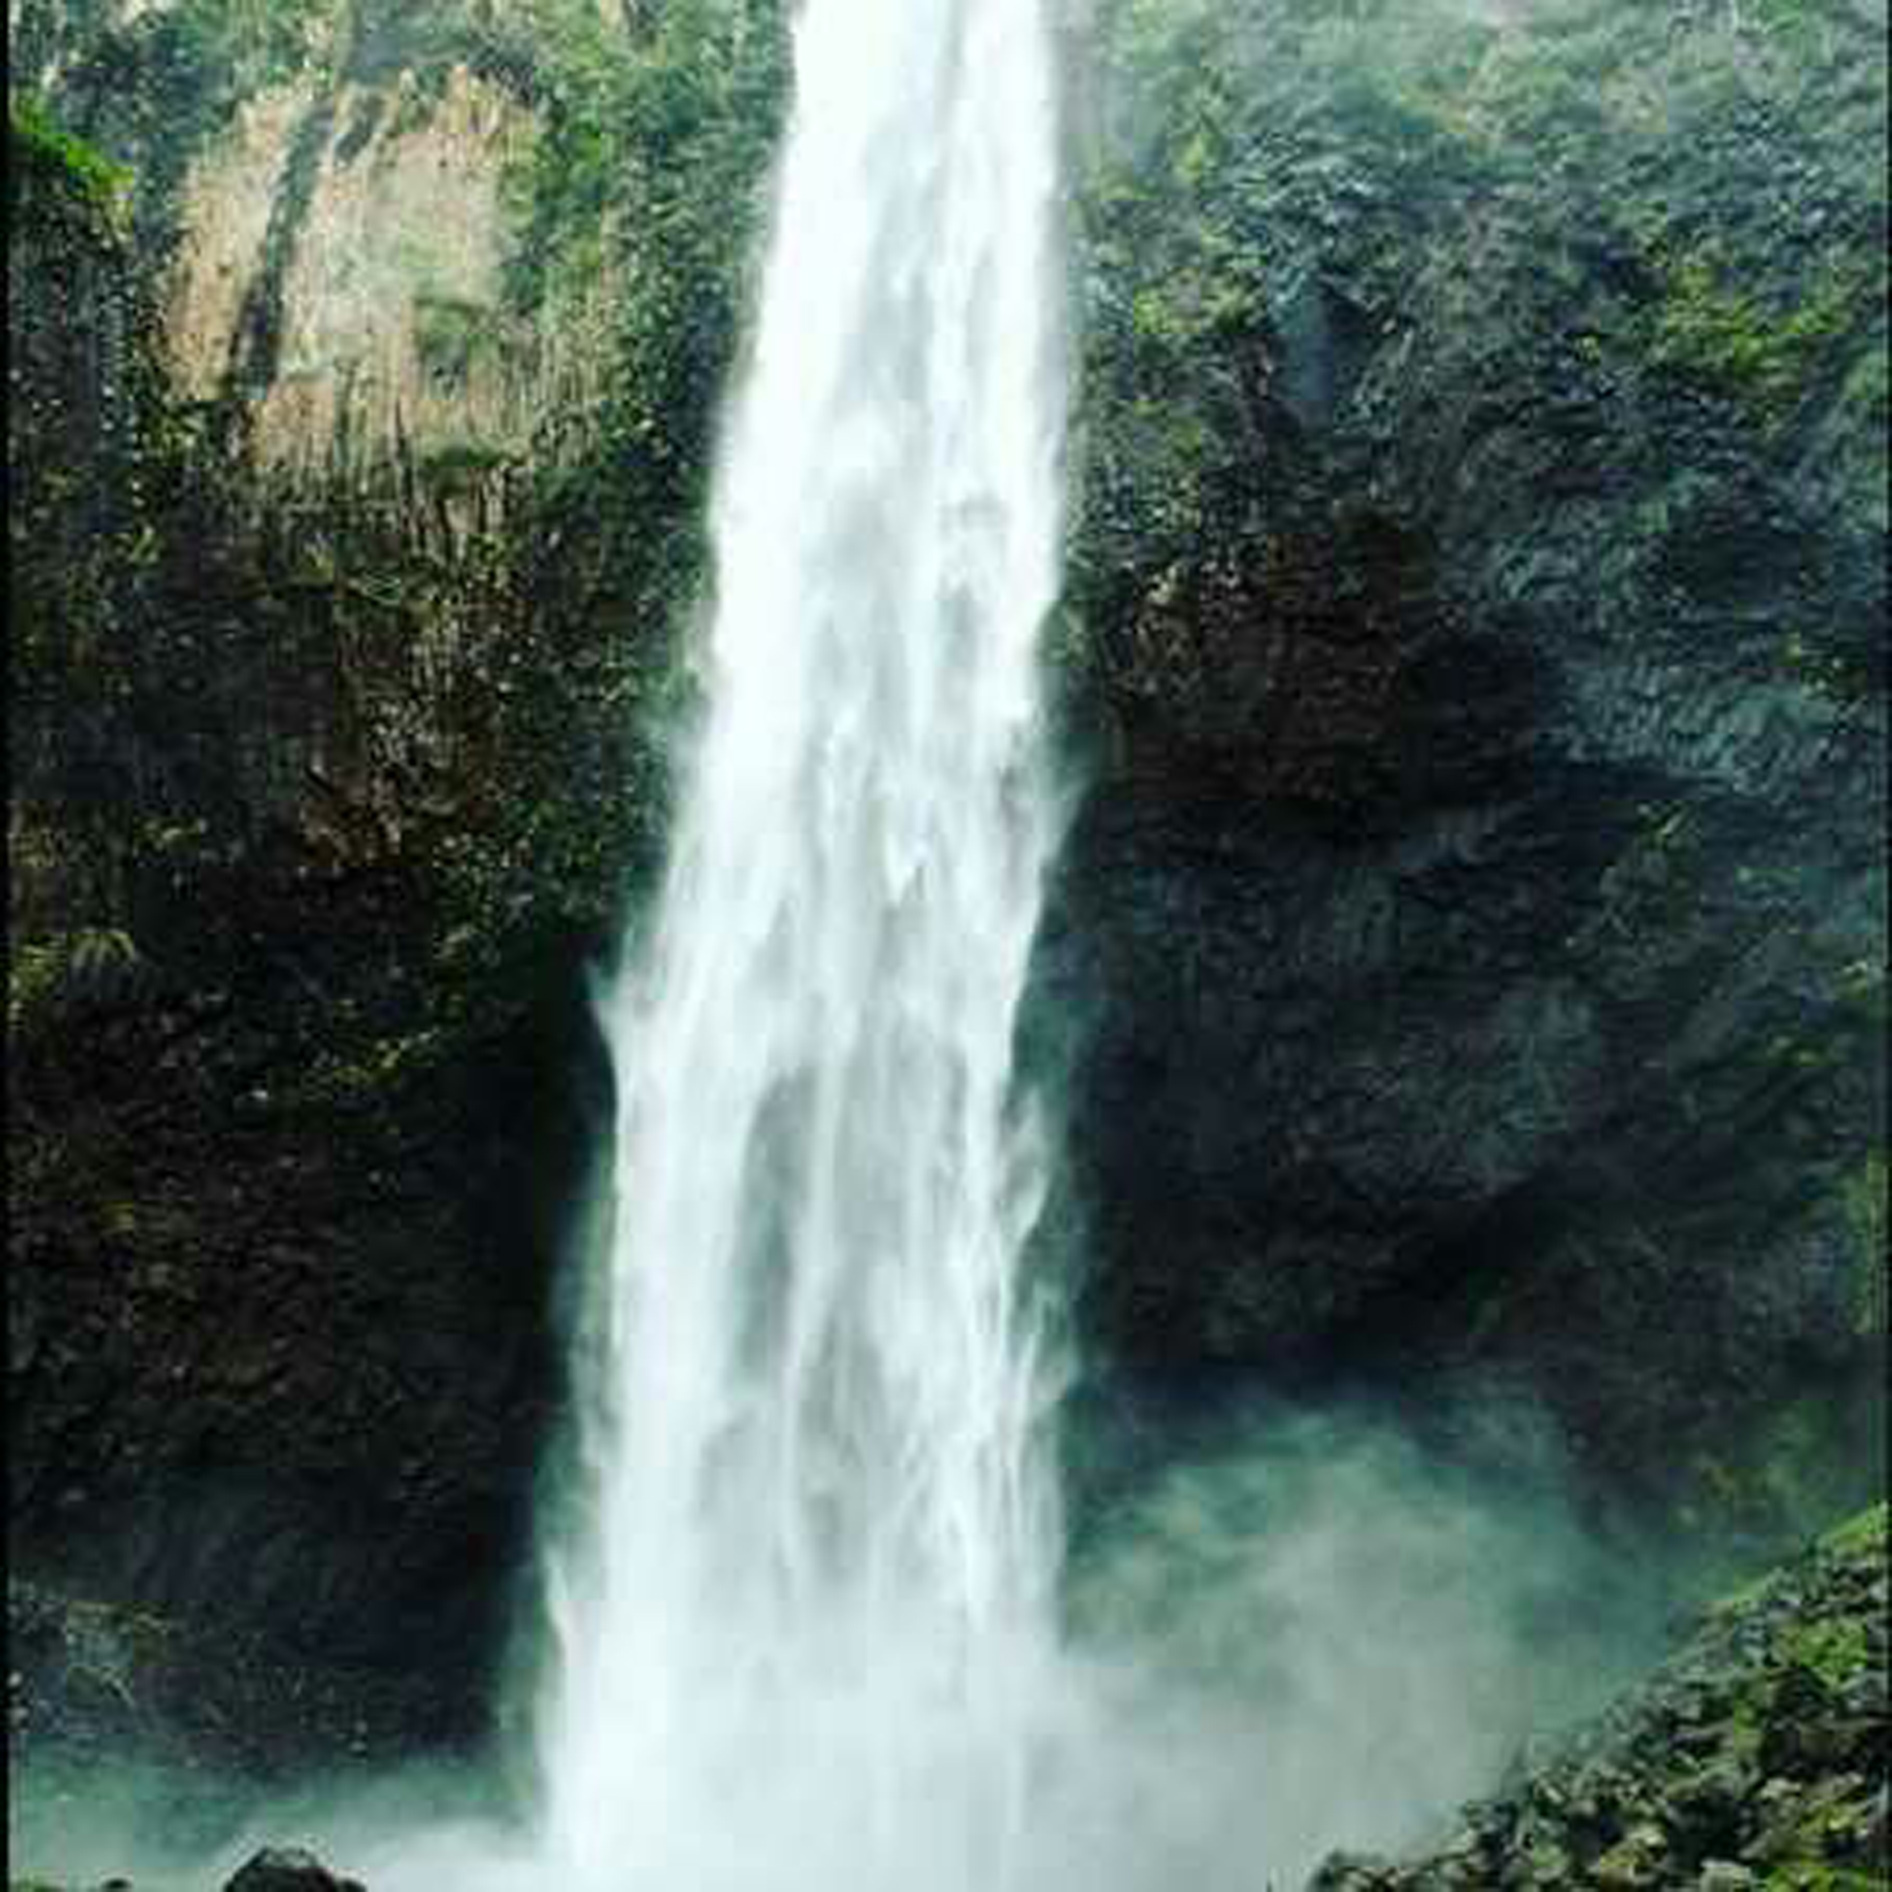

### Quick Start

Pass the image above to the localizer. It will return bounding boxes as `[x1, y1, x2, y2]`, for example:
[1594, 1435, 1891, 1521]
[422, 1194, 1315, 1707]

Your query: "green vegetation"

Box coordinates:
[500, 0, 788, 567]
[369, 0, 793, 986]
[417, 437, 510, 492]
[7, 96, 131, 226]
[1647, 251, 1873, 420]
[7, 4, 800, 1142]
[10, 0, 326, 251]
[413, 292, 504, 390]
[1713, 1499, 1887, 1622]
[155, 0, 332, 89]
[2, 7, 1885, 1845]
[1842, 1153, 1887, 1338]
[1760, 1871, 1884, 1891]
[286, 1025, 451, 1117]
[1781, 1615, 1870, 1690]
[1745, 0, 1853, 59]
[1838, 338, 1889, 430]
[8, 930, 146, 1037]
[1819, 1500, 1887, 1559]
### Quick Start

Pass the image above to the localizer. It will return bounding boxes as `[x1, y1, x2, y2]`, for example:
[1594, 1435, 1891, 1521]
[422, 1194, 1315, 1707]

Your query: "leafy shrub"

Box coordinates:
[7, 95, 131, 227]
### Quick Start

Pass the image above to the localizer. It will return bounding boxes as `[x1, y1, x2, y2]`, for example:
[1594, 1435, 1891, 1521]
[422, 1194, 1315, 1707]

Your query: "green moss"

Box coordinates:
[1712, 1563, 1784, 1618]
[167, 0, 333, 89]
[1711, 1501, 1886, 1623]
[1744, 0, 1837, 57]
[8, 943, 67, 1033]
[1756, 1771, 1887, 1891]
[1722, 1681, 1771, 1764]
[7, 96, 132, 226]
[8, 929, 145, 1035]
[1781, 1617, 1870, 1690]
[1819, 1500, 1888, 1560]
[1780, 624, 1882, 707]
[1762, 1869, 1888, 1892]
[1840, 1154, 1887, 1339]
[418, 438, 509, 494]
[283, 1026, 452, 1120]
[413, 292, 503, 390]
[1648, 252, 1872, 421]
[1839, 342, 1889, 431]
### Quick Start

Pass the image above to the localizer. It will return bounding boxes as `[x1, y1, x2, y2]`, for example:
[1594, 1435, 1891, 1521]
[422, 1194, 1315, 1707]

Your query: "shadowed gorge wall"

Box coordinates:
[1045, 0, 1886, 1562]
[9, 0, 789, 1758]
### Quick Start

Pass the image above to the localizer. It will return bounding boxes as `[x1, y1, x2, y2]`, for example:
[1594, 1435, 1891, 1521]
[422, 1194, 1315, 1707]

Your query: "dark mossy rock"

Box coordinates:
[5, 1882, 134, 1892]
[223, 1850, 366, 1892]
[6, 1573, 469, 1802]
[1302, 1503, 1890, 1889]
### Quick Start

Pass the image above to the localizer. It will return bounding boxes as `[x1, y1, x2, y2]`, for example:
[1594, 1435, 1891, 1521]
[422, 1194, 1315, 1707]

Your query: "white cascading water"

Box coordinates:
[534, 1, 1072, 1886]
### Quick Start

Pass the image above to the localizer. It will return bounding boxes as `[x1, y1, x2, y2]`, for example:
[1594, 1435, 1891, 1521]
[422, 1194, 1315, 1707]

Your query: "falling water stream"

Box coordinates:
[533, 1, 1074, 1885]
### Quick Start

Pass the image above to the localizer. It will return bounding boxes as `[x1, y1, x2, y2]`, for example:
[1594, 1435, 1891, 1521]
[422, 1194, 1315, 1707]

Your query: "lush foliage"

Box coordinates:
[394, 0, 793, 985]
[7, 95, 130, 225]
[1647, 251, 1870, 420]
[500, 0, 789, 593]
[1061, 0, 1884, 760]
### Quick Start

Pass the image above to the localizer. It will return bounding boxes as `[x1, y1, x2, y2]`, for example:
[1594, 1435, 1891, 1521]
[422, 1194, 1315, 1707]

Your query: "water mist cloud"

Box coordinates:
[1045, 1402, 1664, 1889]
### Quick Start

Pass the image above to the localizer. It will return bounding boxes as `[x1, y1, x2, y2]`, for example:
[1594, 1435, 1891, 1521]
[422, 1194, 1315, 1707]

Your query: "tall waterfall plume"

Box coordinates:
[534, 1, 1073, 1885]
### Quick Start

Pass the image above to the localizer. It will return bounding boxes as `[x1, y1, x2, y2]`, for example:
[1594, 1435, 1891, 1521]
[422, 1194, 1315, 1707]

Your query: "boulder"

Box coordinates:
[222, 1847, 367, 1892]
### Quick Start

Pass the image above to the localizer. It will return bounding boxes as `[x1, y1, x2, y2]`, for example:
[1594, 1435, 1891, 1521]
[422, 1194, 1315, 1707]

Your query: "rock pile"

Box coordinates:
[1308, 1505, 1888, 1890]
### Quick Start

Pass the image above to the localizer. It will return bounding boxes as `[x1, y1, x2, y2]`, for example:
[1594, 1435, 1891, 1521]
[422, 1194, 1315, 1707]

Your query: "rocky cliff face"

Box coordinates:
[6, 0, 1885, 1775]
[7, 0, 715, 1754]
[1046, 0, 1887, 1561]
[10, 0, 609, 472]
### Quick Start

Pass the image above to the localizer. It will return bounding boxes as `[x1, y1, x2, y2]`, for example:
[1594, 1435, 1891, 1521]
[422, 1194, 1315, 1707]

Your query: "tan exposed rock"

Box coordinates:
[254, 66, 531, 475]
[164, 81, 316, 405]
[162, 59, 615, 482]
[19, 1, 627, 488]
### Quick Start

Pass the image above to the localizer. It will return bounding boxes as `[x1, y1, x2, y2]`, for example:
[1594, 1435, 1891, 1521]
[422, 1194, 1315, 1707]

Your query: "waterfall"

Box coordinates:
[533, 1, 1073, 1885]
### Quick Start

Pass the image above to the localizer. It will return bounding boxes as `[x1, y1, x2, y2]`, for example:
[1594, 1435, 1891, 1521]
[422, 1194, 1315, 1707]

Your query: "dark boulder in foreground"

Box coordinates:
[1305, 1503, 1888, 1891]
[223, 1848, 366, 1892]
